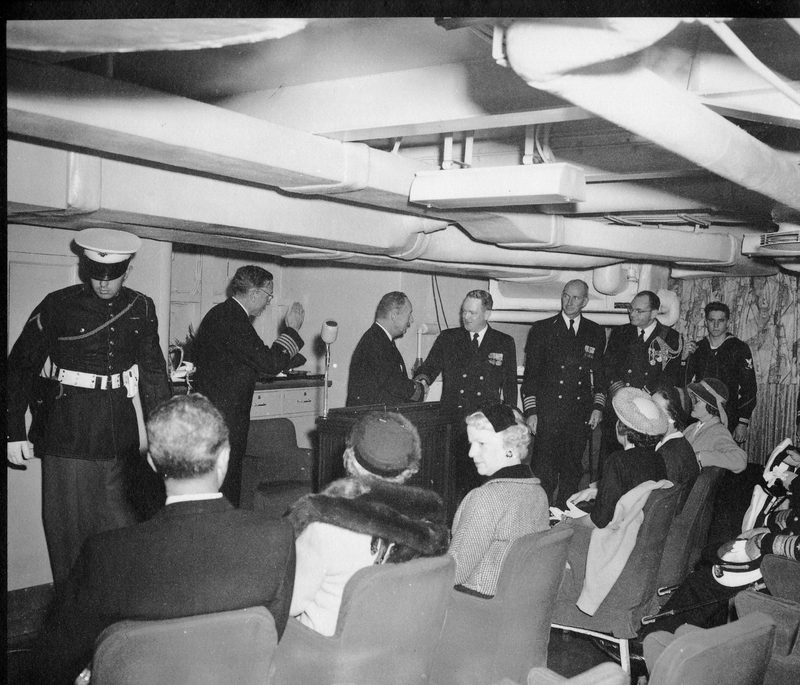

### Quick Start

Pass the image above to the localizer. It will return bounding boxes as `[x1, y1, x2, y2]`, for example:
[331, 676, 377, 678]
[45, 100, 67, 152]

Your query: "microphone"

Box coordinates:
[321, 320, 339, 344]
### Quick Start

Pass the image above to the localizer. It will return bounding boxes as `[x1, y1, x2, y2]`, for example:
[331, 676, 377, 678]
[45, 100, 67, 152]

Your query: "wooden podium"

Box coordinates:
[315, 402, 453, 507]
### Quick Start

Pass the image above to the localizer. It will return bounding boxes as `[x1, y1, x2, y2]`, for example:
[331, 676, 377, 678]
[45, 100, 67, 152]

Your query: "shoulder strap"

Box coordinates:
[57, 293, 143, 341]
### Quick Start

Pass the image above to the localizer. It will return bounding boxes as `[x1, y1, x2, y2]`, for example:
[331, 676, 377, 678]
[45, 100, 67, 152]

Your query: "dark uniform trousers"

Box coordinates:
[6, 284, 171, 588]
[415, 325, 518, 518]
[522, 314, 606, 508]
[600, 321, 682, 477]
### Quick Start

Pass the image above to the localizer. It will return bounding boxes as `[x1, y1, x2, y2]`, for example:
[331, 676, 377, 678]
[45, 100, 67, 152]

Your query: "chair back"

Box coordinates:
[656, 467, 723, 591]
[241, 417, 312, 511]
[272, 555, 454, 685]
[761, 554, 800, 604]
[553, 484, 683, 638]
[645, 612, 775, 685]
[91, 607, 277, 685]
[430, 527, 574, 685]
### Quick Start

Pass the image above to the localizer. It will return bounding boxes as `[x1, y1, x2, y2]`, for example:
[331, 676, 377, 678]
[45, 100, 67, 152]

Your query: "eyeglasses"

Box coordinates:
[258, 288, 274, 303]
[629, 308, 653, 315]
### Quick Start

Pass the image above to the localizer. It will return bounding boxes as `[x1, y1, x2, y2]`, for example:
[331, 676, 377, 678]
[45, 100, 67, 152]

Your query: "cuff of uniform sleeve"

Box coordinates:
[411, 381, 425, 402]
[738, 418, 750, 426]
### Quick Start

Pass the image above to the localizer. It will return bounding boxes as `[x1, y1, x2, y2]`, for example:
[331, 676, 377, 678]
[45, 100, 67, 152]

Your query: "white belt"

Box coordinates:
[54, 364, 139, 398]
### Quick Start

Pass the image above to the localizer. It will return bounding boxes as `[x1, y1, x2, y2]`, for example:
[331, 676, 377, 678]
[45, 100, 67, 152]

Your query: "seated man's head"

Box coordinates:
[465, 403, 531, 477]
[146, 394, 230, 494]
[612, 387, 669, 450]
[343, 412, 421, 484]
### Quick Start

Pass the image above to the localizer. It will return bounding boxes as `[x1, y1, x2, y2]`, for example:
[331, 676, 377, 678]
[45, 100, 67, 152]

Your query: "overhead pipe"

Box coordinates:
[503, 19, 800, 214]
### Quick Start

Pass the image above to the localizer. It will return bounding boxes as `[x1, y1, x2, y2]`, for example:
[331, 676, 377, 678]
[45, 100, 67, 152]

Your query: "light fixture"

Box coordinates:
[409, 162, 586, 209]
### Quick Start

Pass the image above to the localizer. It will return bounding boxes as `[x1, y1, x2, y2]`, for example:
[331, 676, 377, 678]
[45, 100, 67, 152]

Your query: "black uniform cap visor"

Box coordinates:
[83, 256, 131, 281]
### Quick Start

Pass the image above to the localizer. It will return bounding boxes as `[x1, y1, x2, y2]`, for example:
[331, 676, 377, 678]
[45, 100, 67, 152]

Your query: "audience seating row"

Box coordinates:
[90, 462, 786, 685]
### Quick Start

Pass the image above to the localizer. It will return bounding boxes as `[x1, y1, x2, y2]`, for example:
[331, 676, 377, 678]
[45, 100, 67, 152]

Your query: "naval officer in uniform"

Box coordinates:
[414, 289, 518, 512]
[521, 280, 607, 508]
[600, 289, 682, 476]
[7, 228, 171, 589]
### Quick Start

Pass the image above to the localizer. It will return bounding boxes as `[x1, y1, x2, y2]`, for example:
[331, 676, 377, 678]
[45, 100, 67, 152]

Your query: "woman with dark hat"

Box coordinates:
[286, 411, 449, 636]
[448, 403, 549, 597]
[683, 378, 747, 473]
[651, 379, 700, 500]
[568, 387, 669, 529]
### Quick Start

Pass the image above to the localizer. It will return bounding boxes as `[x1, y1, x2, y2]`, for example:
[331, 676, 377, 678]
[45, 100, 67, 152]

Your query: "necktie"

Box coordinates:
[569, 318, 576, 336]
[638, 329, 645, 343]
[471, 332, 479, 353]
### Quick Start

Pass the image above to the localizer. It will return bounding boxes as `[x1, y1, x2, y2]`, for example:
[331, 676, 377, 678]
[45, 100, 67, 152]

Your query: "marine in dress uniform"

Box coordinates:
[521, 280, 607, 508]
[414, 290, 518, 514]
[346, 292, 424, 407]
[193, 265, 304, 507]
[684, 301, 757, 441]
[7, 228, 171, 589]
[600, 290, 683, 476]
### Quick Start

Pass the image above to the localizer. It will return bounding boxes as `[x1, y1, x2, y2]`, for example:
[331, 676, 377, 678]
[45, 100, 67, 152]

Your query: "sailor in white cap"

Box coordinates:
[7, 228, 171, 591]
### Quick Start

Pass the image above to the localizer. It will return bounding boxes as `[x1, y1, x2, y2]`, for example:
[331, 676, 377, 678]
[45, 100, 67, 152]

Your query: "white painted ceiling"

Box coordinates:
[7, 17, 800, 282]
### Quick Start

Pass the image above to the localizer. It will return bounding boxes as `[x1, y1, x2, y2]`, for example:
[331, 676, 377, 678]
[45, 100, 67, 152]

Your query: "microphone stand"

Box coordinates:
[323, 342, 332, 418]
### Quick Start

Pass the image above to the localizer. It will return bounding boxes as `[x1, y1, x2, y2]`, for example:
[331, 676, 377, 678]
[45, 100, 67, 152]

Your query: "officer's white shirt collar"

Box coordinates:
[469, 325, 488, 346]
[376, 322, 394, 341]
[233, 297, 250, 316]
[638, 319, 658, 342]
[165, 492, 224, 506]
[561, 312, 581, 333]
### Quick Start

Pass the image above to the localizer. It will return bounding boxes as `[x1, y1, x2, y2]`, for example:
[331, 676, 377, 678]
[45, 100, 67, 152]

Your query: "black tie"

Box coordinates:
[638, 329, 645, 343]
[471, 332, 479, 353]
[569, 319, 576, 337]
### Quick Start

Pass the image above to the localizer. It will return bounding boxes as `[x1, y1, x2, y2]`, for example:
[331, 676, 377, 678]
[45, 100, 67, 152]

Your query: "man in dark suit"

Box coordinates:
[346, 291, 425, 407]
[521, 280, 607, 508]
[600, 289, 683, 475]
[193, 265, 304, 506]
[32, 394, 296, 685]
[413, 290, 518, 511]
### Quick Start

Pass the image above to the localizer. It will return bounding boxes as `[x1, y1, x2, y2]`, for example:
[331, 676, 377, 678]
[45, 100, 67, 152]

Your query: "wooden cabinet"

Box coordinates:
[250, 378, 327, 449]
[315, 402, 453, 506]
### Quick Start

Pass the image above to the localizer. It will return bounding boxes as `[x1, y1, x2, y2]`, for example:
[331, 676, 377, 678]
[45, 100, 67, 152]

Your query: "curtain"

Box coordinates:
[670, 272, 799, 465]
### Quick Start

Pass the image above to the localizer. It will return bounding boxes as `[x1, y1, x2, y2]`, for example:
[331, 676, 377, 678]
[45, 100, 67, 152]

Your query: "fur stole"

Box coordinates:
[287, 477, 449, 563]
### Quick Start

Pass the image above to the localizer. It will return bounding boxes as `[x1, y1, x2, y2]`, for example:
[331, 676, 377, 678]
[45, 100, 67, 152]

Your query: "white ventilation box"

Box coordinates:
[409, 162, 586, 209]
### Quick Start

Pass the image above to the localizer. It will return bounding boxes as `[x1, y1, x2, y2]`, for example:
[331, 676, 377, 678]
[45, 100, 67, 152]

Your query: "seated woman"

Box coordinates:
[286, 412, 449, 636]
[651, 379, 700, 497]
[683, 378, 747, 474]
[569, 387, 669, 529]
[448, 403, 549, 597]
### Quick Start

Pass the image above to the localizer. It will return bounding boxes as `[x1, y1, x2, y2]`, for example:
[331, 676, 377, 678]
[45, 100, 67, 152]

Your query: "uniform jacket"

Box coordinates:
[685, 335, 757, 429]
[604, 321, 683, 396]
[521, 313, 607, 419]
[193, 297, 303, 429]
[448, 464, 549, 596]
[32, 498, 296, 685]
[346, 323, 422, 406]
[6, 284, 170, 460]
[683, 416, 747, 473]
[287, 477, 449, 636]
[414, 325, 518, 419]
